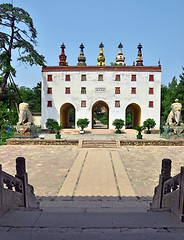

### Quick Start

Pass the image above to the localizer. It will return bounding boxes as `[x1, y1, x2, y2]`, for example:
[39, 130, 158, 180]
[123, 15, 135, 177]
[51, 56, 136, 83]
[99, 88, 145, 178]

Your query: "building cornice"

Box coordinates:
[42, 66, 161, 72]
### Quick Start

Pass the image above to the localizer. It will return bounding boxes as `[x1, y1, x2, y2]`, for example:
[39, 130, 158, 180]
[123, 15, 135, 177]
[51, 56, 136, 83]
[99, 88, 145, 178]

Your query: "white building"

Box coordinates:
[41, 43, 161, 130]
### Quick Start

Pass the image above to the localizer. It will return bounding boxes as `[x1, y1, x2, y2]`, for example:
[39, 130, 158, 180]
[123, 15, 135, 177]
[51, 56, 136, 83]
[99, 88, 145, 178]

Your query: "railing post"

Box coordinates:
[0, 165, 3, 208]
[179, 166, 184, 221]
[159, 158, 172, 208]
[15, 157, 28, 207]
[15, 157, 26, 181]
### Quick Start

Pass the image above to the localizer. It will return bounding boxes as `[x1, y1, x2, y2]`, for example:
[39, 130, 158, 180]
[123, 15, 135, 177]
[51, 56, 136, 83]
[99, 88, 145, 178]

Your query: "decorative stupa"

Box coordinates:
[136, 43, 143, 66]
[59, 43, 68, 66]
[97, 42, 105, 66]
[116, 42, 126, 66]
[77, 43, 86, 66]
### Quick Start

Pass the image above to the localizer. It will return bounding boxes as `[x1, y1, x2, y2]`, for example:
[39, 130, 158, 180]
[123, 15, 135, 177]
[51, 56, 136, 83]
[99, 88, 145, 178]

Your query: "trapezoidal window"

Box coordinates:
[81, 87, 86, 94]
[149, 88, 154, 94]
[81, 101, 86, 107]
[98, 74, 103, 81]
[115, 75, 120, 81]
[47, 101, 52, 107]
[149, 101, 154, 108]
[47, 75, 52, 81]
[131, 75, 136, 81]
[81, 75, 86, 81]
[47, 87, 52, 94]
[115, 87, 120, 94]
[149, 75, 154, 81]
[65, 87, 70, 94]
[65, 75, 70, 81]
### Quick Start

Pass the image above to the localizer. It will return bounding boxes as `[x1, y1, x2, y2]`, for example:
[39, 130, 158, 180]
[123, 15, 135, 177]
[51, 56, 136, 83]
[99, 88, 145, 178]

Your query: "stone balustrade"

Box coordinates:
[151, 158, 184, 222]
[0, 157, 39, 210]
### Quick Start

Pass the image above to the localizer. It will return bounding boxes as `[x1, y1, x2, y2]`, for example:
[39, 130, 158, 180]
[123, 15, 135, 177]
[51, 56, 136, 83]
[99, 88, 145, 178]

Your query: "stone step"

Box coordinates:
[82, 140, 118, 148]
[0, 209, 183, 240]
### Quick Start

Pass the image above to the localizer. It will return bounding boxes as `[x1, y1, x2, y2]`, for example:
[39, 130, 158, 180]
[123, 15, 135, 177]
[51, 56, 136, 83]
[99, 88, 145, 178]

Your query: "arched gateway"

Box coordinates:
[60, 103, 75, 128]
[126, 103, 141, 128]
[92, 100, 109, 129]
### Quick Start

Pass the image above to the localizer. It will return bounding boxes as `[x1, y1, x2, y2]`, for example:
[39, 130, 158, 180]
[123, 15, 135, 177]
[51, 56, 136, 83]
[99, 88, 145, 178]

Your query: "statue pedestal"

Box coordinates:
[14, 125, 38, 138]
[161, 125, 184, 139]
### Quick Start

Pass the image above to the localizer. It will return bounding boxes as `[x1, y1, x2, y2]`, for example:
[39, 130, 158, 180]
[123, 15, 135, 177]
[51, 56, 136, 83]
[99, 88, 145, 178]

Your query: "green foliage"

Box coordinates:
[93, 106, 108, 126]
[126, 108, 132, 126]
[77, 118, 90, 130]
[19, 82, 41, 112]
[112, 119, 124, 132]
[46, 118, 58, 133]
[134, 126, 145, 135]
[69, 108, 75, 127]
[143, 118, 156, 131]
[0, 3, 46, 97]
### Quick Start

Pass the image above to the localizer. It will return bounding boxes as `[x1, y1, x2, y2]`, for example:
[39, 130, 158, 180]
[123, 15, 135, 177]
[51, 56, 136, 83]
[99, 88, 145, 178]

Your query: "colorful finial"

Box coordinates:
[77, 43, 86, 66]
[136, 43, 143, 66]
[116, 42, 125, 66]
[97, 42, 105, 66]
[59, 43, 68, 66]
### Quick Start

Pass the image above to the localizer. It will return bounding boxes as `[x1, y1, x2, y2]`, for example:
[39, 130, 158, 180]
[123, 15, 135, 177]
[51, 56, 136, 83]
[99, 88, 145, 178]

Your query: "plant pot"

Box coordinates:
[115, 130, 121, 134]
[137, 134, 142, 139]
[79, 130, 85, 134]
[55, 134, 61, 139]
[146, 130, 151, 134]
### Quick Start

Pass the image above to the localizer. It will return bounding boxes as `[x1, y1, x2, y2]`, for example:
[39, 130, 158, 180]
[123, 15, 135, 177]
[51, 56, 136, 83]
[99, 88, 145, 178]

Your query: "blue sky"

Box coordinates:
[2, 0, 184, 88]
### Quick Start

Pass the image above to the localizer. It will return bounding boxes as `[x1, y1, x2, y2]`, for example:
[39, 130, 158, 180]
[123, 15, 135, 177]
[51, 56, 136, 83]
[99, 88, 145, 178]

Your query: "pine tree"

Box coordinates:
[0, 3, 46, 99]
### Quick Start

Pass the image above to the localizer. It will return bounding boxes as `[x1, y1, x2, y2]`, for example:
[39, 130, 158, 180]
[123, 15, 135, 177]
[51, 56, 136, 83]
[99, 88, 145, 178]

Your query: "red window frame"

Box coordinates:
[115, 101, 120, 107]
[131, 75, 136, 81]
[131, 87, 136, 94]
[115, 75, 120, 81]
[65, 87, 70, 94]
[149, 101, 154, 108]
[65, 75, 70, 81]
[149, 75, 154, 81]
[149, 88, 154, 94]
[47, 87, 52, 94]
[115, 87, 120, 94]
[47, 101, 52, 107]
[47, 75, 52, 81]
[81, 101, 86, 107]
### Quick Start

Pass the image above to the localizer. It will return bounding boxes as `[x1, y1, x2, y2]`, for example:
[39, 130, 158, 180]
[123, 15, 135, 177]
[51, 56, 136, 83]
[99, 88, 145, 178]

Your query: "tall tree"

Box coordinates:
[0, 3, 46, 99]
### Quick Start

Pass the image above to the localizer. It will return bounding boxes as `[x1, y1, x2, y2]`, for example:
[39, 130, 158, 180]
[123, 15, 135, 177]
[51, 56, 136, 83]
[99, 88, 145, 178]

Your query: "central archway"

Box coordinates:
[60, 103, 75, 128]
[125, 103, 141, 128]
[92, 100, 109, 129]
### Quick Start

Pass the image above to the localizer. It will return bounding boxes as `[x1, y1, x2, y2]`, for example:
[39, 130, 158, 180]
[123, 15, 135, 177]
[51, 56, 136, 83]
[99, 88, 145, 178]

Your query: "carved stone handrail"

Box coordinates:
[0, 157, 39, 210]
[151, 159, 184, 222]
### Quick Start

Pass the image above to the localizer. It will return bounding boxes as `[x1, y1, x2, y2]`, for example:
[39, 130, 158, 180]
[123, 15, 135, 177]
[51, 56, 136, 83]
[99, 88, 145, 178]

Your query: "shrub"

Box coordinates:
[46, 118, 59, 133]
[143, 118, 156, 131]
[112, 119, 124, 133]
[77, 118, 90, 131]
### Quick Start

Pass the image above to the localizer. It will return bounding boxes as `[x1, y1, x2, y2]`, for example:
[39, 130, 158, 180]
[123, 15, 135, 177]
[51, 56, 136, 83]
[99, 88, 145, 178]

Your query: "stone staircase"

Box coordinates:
[0, 206, 184, 239]
[81, 140, 119, 148]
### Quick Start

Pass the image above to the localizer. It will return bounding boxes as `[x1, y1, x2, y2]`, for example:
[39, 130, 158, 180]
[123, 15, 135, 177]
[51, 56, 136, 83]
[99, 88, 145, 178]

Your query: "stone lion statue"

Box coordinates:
[166, 99, 182, 126]
[17, 103, 34, 134]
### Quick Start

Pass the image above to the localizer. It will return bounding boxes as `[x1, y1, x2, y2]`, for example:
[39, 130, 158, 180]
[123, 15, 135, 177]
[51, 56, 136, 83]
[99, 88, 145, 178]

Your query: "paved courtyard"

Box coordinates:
[0, 145, 183, 202]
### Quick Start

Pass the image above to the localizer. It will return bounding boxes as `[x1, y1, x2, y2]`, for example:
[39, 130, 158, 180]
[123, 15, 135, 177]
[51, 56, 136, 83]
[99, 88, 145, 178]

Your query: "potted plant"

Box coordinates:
[134, 126, 145, 139]
[46, 118, 59, 133]
[77, 118, 90, 134]
[54, 124, 63, 139]
[112, 119, 124, 133]
[143, 118, 156, 134]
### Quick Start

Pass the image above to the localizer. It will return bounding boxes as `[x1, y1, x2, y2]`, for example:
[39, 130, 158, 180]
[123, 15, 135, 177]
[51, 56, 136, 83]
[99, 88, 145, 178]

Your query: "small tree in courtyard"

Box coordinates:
[77, 118, 90, 132]
[143, 118, 156, 133]
[46, 118, 58, 133]
[112, 119, 124, 133]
